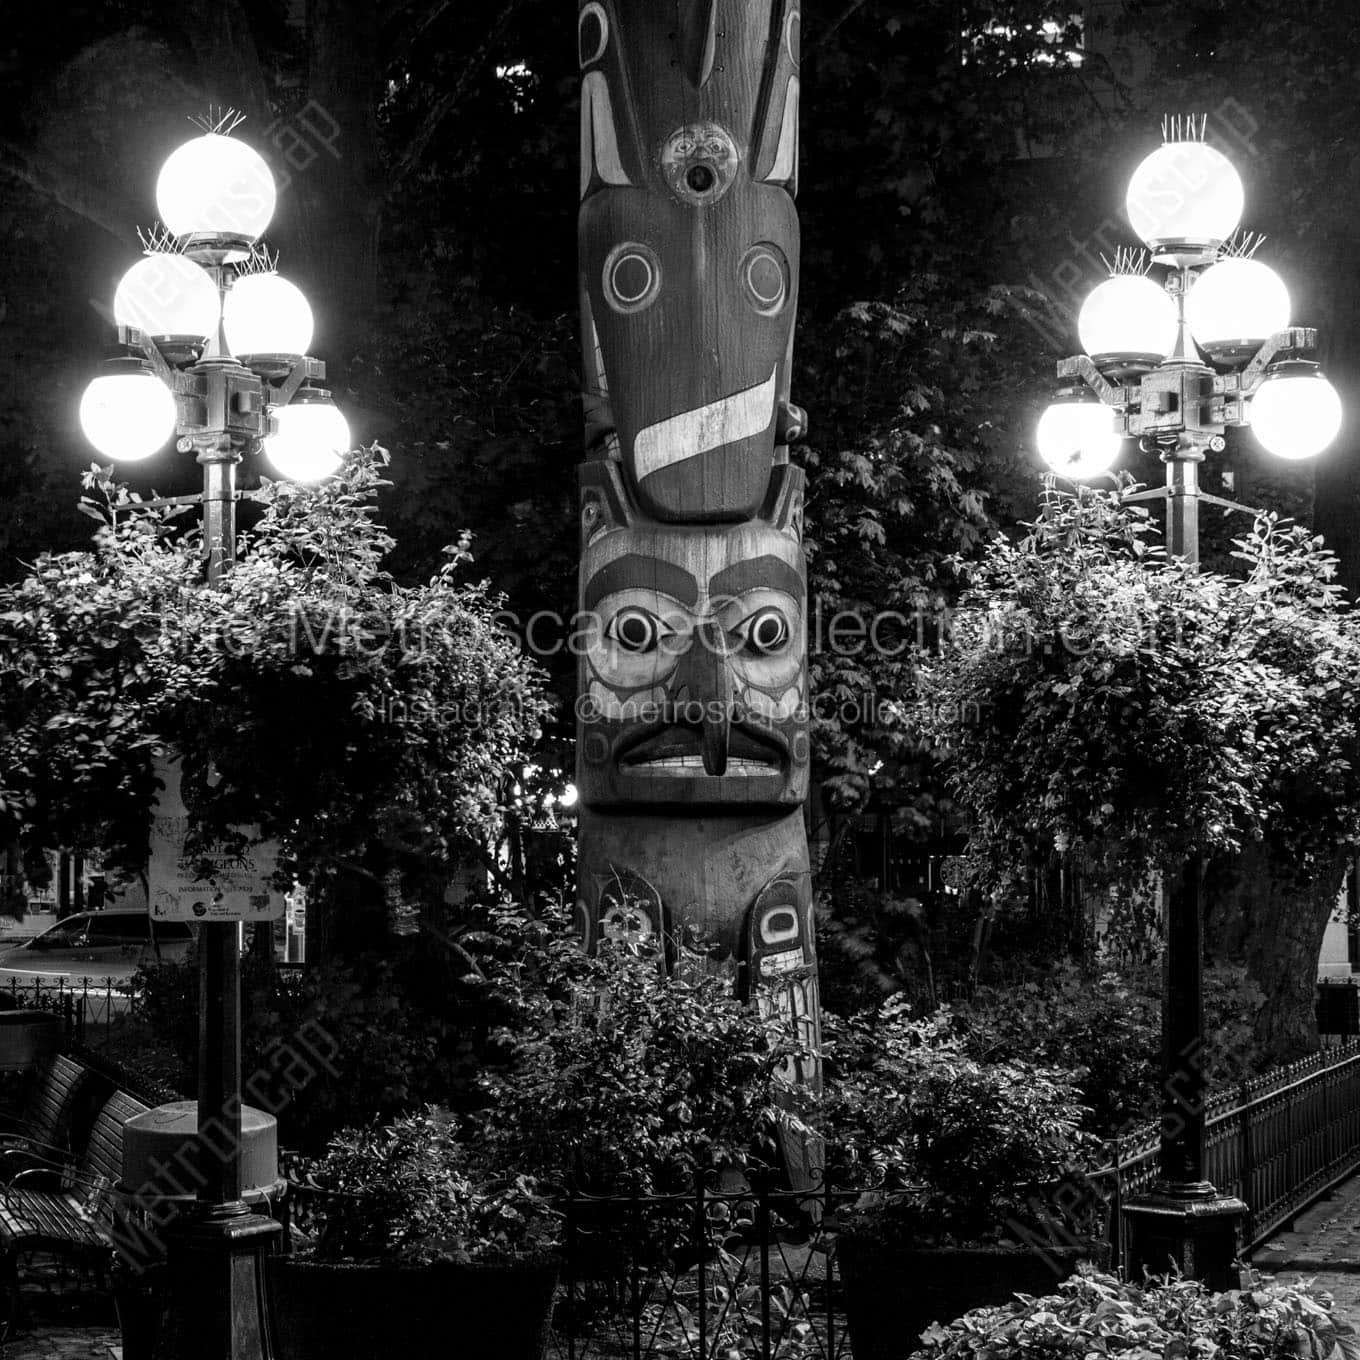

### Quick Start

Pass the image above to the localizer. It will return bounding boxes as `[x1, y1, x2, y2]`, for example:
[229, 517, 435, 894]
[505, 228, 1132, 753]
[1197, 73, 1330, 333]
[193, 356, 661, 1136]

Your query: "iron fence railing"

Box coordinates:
[556, 1179, 858, 1360]
[0, 974, 137, 1045]
[1106, 1036, 1360, 1262]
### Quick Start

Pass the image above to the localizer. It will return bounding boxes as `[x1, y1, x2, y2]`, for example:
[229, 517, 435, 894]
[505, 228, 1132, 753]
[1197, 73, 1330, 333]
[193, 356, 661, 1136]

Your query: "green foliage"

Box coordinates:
[800, 285, 1034, 813]
[822, 1002, 1099, 1245]
[300, 1107, 560, 1265]
[0, 449, 550, 923]
[910, 1268, 1360, 1360]
[468, 909, 809, 1194]
[955, 962, 1263, 1139]
[133, 901, 575, 1153]
[918, 482, 1360, 891]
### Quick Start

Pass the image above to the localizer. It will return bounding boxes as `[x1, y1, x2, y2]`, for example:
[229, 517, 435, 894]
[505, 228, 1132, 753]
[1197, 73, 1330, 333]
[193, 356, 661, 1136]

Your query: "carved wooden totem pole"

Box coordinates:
[575, 0, 820, 1101]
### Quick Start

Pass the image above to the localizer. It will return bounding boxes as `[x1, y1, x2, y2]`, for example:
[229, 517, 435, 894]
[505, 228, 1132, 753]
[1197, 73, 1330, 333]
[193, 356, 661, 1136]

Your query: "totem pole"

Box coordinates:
[574, 0, 819, 1107]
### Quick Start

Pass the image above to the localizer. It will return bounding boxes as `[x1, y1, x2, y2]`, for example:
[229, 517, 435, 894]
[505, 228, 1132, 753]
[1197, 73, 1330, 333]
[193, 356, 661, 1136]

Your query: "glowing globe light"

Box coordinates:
[1184, 257, 1290, 357]
[1249, 365, 1342, 461]
[156, 133, 276, 244]
[113, 252, 220, 340]
[223, 272, 314, 358]
[1078, 274, 1178, 366]
[79, 364, 177, 462]
[263, 395, 350, 481]
[1036, 399, 1124, 479]
[1125, 141, 1244, 250]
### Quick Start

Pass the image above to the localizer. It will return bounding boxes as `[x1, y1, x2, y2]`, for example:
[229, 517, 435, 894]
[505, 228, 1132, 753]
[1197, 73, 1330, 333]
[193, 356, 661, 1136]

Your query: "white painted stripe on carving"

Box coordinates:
[634, 368, 778, 482]
[765, 76, 799, 184]
[590, 314, 608, 395]
[579, 90, 592, 198]
[582, 71, 631, 190]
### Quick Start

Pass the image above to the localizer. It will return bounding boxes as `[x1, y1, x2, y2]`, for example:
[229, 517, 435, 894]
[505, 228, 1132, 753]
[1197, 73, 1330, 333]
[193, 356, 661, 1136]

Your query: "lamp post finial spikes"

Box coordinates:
[189, 106, 248, 136]
[136, 223, 183, 255]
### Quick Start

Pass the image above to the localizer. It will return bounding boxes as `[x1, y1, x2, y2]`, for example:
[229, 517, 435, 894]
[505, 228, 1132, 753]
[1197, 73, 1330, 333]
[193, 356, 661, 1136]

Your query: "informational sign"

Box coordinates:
[147, 758, 285, 923]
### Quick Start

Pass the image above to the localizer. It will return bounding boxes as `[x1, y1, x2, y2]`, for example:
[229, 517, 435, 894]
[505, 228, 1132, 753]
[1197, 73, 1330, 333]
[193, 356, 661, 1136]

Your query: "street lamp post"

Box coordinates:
[1036, 115, 1342, 1288]
[79, 111, 350, 1359]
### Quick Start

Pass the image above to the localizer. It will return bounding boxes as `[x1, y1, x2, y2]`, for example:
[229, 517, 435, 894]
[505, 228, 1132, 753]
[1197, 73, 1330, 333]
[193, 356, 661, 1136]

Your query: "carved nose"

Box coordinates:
[675, 620, 731, 776]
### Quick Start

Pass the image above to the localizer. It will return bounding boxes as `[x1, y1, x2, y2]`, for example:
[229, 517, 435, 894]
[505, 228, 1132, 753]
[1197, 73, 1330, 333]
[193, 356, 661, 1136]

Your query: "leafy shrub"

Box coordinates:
[298, 1108, 559, 1264]
[954, 961, 1263, 1139]
[131, 901, 588, 1153]
[469, 914, 810, 1194]
[822, 1002, 1099, 1244]
[910, 1268, 1359, 1360]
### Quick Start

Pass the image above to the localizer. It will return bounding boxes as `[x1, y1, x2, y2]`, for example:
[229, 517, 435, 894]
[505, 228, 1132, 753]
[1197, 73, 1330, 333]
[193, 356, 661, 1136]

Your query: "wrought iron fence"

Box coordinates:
[0, 974, 136, 1044]
[555, 1179, 858, 1360]
[1107, 1035, 1360, 1261]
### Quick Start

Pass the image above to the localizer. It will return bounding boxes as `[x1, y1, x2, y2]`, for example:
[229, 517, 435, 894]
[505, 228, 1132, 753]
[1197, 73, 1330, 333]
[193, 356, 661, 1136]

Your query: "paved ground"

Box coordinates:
[3, 1328, 119, 1359]
[10, 1179, 1360, 1359]
[1251, 1174, 1360, 1317]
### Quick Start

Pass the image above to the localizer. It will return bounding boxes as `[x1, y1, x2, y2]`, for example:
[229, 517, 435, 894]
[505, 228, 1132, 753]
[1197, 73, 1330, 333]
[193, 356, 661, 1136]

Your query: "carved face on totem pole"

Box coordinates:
[577, 0, 803, 523]
[577, 462, 809, 810]
[573, 0, 823, 1118]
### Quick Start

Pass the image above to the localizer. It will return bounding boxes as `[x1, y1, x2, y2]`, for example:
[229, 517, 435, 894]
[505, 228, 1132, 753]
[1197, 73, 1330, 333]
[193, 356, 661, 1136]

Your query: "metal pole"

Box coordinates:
[1123, 428, 1245, 1289]
[1159, 854, 1209, 1189]
[151, 425, 278, 1360]
[1163, 442, 1202, 568]
[1159, 437, 1206, 1191]
[197, 445, 244, 1213]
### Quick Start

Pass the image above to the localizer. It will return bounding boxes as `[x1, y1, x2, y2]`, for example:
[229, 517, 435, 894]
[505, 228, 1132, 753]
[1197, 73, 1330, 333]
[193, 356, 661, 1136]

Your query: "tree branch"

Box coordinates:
[176, 0, 272, 124]
[0, 140, 140, 245]
[388, 0, 531, 193]
[810, 0, 870, 53]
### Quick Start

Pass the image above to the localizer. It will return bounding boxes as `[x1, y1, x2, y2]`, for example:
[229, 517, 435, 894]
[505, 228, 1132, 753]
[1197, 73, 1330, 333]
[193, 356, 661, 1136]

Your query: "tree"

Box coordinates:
[917, 482, 1360, 1061]
[0, 448, 550, 957]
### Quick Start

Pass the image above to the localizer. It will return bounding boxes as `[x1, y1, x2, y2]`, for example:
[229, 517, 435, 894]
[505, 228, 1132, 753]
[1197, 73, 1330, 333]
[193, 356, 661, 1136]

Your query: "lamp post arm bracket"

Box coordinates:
[134, 493, 208, 511]
[1056, 354, 1124, 406]
[1122, 487, 1170, 505]
[119, 325, 175, 387]
[1240, 327, 1319, 391]
[1199, 493, 1262, 517]
[274, 355, 327, 408]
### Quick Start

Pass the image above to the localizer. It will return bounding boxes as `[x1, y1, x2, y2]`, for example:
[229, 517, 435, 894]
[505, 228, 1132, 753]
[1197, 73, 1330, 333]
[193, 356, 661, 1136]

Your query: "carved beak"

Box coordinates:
[675, 620, 731, 776]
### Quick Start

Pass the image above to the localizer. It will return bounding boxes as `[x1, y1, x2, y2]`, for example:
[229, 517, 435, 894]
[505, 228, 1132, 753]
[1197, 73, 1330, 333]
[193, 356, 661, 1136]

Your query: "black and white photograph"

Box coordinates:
[2, 3, 1360, 1358]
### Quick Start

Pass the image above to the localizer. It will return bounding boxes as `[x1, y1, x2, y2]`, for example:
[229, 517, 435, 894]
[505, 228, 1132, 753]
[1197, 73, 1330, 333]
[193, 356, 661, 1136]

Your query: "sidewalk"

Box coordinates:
[3, 1328, 118, 1359]
[1251, 1174, 1360, 1317]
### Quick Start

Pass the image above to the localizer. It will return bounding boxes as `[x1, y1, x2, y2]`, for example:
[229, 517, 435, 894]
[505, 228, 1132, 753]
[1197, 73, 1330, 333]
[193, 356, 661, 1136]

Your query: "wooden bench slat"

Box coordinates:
[3, 1054, 95, 1159]
[0, 1091, 151, 1267]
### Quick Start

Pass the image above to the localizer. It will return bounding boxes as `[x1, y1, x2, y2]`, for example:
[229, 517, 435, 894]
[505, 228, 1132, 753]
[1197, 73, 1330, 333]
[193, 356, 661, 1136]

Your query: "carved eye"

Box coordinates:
[609, 606, 662, 652]
[760, 906, 800, 945]
[739, 243, 789, 316]
[738, 607, 791, 654]
[603, 242, 661, 313]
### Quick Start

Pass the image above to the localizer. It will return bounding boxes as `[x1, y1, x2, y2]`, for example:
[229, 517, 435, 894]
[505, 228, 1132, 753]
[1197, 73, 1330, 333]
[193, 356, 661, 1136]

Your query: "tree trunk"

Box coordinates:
[1309, 153, 1360, 598]
[1205, 845, 1348, 1065]
[293, 0, 386, 381]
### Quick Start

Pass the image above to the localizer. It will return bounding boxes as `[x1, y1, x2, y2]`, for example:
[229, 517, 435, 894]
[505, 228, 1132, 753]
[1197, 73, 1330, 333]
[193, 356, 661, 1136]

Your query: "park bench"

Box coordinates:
[0, 1052, 97, 1171]
[0, 1089, 149, 1335]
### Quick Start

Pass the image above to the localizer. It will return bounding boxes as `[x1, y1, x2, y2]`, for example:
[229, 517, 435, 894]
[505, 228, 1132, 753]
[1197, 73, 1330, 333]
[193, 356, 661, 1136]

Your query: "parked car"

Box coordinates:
[0, 909, 194, 985]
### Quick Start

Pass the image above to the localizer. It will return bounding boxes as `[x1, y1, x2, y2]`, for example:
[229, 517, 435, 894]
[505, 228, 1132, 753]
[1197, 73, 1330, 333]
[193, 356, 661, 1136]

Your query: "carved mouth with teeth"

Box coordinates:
[617, 727, 785, 777]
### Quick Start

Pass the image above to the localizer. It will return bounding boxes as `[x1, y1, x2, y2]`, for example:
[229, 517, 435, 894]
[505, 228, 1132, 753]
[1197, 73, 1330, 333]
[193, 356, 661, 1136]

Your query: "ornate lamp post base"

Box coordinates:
[1121, 1187, 1247, 1292]
[152, 1209, 281, 1360]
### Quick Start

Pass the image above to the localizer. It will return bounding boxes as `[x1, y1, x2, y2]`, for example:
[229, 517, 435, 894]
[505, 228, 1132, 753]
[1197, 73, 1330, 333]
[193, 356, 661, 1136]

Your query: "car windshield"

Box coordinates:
[29, 917, 91, 949]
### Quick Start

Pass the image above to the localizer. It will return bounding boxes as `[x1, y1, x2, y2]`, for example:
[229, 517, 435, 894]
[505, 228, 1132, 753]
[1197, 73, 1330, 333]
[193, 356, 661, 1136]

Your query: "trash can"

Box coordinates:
[0, 1010, 60, 1071]
[116, 1101, 286, 1360]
